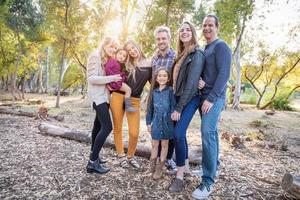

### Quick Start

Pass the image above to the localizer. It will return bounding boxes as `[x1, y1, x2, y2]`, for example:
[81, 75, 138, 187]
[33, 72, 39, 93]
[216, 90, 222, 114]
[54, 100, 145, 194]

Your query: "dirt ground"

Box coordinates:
[0, 92, 300, 199]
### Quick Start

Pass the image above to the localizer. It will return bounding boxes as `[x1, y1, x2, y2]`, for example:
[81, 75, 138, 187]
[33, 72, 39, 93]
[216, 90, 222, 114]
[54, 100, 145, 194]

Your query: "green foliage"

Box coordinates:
[243, 48, 300, 109]
[136, 0, 196, 55]
[0, 22, 18, 76]
[272, 96, 293, 111]
[240, 89, 257, 105]
[62, 64, 84, 91]
[7, 0, 44, 39]
[214, 0, 254, 46]
[245, 131, 264, 141]
[192, 4, 206, 28]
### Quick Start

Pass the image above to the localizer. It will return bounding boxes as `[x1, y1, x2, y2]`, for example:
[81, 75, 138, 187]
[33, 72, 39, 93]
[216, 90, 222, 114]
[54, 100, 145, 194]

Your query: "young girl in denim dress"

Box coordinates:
[146, 68, 176, 179]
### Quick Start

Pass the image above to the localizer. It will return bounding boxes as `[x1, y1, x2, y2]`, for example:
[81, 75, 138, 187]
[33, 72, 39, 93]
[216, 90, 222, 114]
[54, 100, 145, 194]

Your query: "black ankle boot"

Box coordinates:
[89, 152, 108, 164]
[86, 158, 110, 174]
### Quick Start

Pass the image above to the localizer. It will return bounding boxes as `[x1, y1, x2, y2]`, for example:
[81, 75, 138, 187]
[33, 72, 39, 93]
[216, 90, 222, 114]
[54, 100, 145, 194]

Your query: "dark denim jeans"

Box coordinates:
[200, 97, 225, 186]
[174, 95, 200, 167]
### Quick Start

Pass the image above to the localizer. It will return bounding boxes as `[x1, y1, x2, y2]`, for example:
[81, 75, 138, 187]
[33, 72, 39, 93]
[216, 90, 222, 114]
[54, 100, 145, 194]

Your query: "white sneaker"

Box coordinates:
[192, 183, 214, 199]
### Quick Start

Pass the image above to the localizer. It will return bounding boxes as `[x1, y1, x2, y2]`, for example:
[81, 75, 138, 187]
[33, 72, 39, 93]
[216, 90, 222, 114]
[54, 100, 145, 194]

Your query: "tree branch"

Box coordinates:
[260, 57, 300, 109]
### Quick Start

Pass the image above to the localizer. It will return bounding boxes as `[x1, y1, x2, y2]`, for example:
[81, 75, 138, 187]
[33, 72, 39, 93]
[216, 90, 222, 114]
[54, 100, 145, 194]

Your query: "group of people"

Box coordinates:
[85, 14, 231, 199]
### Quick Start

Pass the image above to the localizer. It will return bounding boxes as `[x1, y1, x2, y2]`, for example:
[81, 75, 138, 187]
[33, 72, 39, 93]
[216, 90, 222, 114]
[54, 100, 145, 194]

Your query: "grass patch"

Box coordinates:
[249, 119, 263, 127]
[245, 131, 264, 141]
[240, 89, 257, 105]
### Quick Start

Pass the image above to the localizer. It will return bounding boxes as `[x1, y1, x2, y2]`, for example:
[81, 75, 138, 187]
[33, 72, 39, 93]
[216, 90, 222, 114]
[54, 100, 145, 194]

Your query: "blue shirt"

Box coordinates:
[151, 49, 176, 73]
[202, 39, 232, 103]
[146, 86, 176, 140]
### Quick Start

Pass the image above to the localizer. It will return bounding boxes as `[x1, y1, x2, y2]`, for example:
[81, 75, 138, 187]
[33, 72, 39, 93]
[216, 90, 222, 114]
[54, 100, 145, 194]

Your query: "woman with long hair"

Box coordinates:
[110, 39, 152, 170]
[168, 21, 205, 192]
[86, 37, 121, 174]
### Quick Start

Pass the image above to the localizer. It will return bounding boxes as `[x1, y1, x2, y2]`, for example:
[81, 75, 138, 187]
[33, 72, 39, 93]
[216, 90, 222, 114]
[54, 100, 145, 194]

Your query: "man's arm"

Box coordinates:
[206, 42, 232, 103]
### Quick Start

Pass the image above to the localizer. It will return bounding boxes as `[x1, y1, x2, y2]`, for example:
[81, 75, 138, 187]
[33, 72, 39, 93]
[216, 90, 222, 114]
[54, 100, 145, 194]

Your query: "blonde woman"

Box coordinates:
[86, 37, 121, 174]
[168, 21, 205, 192]
[110, 40, 152, 170]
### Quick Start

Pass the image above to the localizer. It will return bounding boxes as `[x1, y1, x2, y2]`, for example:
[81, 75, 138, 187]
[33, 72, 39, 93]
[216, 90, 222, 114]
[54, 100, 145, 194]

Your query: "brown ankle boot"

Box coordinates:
[153, 161, 165, 180]
[147, 158, 157, 174]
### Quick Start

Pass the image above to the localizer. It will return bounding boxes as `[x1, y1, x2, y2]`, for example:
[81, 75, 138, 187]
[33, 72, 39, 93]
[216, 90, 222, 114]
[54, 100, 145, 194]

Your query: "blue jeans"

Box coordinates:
[174, 95, 200, 167]
[200, 97, 225, 185]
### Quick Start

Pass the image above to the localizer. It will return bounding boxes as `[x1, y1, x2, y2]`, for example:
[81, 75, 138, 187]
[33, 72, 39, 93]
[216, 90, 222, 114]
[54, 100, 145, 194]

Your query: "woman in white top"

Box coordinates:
[86, 37, 121, 174]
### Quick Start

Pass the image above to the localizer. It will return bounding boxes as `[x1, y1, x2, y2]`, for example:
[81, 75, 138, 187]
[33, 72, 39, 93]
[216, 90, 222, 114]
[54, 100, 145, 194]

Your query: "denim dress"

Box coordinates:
[146, 86, 176, 140]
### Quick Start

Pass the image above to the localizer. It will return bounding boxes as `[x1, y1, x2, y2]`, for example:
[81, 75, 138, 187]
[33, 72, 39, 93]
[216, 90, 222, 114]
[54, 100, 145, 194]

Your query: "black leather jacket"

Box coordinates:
[173, 47, 205, 112]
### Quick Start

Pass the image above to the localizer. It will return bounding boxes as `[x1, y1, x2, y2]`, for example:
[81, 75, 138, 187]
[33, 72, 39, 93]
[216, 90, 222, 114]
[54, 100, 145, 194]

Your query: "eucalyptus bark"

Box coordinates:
[55, 0, 69, 108]
[232, 43, 241, 109]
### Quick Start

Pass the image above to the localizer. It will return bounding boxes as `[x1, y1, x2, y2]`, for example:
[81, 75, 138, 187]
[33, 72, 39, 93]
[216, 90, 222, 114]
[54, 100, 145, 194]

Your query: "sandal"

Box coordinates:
[128, 157, 142, 170]
[119, 156, 129, 168]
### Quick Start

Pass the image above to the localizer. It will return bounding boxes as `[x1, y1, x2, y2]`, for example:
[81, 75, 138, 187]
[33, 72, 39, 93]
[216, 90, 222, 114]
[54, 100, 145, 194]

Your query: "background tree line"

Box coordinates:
[0, 0, 299, 109]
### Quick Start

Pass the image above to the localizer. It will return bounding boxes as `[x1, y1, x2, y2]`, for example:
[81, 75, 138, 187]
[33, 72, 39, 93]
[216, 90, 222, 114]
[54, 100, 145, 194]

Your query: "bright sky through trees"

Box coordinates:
[83, 0, 299, 52]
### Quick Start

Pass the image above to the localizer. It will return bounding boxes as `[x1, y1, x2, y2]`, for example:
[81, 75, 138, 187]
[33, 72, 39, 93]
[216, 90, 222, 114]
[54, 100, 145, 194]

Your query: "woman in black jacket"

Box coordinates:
[169, 21, 205, 192]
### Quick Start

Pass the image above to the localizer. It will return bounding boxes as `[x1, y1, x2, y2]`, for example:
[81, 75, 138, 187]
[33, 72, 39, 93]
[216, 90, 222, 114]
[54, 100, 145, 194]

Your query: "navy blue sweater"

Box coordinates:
[202, 39, 232, 103]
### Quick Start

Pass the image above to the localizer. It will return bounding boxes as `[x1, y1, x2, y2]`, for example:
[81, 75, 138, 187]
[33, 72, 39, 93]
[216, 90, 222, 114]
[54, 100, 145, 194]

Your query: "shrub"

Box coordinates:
[240, 89, 257, 105]
[249, 119, 263, 127]
[272, 97, 293, 111]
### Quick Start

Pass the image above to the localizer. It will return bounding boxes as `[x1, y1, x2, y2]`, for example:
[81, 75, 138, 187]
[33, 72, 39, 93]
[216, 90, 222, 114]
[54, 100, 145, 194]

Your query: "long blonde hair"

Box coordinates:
[100, 37, 117, 65]
[176, 21, 199, 57]
[123, 39, 146, 81]
[124, 39, 146, 70]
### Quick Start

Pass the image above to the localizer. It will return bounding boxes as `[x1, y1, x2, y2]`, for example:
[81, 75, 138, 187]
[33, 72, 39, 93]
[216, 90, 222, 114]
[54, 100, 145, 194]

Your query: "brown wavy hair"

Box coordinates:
[176, 21, 199, 57]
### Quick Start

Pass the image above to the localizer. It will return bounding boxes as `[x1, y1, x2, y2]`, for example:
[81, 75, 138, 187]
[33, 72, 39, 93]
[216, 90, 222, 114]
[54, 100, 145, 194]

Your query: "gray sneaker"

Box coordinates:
[165, 159, 177, 171]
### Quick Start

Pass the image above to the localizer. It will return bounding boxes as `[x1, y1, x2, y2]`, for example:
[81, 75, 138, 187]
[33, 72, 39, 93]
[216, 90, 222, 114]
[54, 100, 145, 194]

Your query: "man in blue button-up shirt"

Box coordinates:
[151, 26, 177, 173]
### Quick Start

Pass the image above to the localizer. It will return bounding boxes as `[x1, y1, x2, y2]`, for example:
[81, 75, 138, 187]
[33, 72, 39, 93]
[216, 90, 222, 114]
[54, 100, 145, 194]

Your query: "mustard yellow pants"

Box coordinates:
[110, 92, 140, 158]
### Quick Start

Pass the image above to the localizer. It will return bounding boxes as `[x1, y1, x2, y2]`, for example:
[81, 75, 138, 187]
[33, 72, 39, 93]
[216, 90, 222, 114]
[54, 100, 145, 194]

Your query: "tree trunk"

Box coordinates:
[37, 122, 202, 164]
[28, 73, 36, 93]
[56, 0, 69, 108]
[45, 47, 50, 93]
[1, 77, 4, 89]
[37, 61, 44, 93]
[21, 75, 26, 99]
[38, 122, 150, 157]
[5, 77, 9, 91]
[81, 84, 86, 99]
[232, 41, 241, 109]
[0, 107, 64, 121]
[260, 57, 300, 109]
[165, 0, 171, 26]
[281, 173, 300, 199]
[56, 40, 66, 108]
[20, 71, 26, 99]
[11, 32, 22, 105]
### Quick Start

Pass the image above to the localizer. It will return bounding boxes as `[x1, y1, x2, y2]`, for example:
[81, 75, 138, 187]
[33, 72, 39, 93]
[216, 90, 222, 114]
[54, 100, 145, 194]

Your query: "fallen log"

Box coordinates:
[0, 99, 44, 106]
[37, 122, 202, 164]
[0, 107, 64, 122]
[281, 173, 300, 199]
